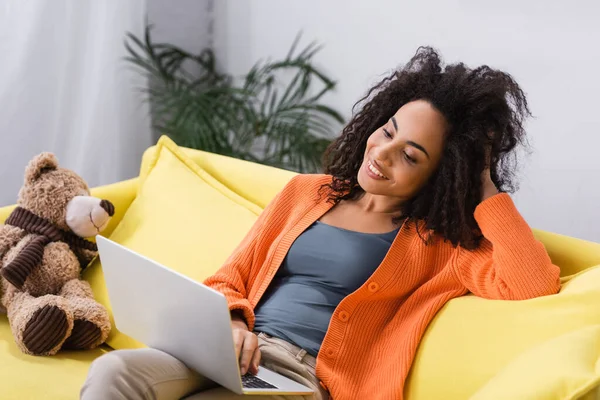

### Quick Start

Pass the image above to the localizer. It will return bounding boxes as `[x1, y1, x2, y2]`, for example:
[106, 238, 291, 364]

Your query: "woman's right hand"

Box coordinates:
[231, 314, 261, 375]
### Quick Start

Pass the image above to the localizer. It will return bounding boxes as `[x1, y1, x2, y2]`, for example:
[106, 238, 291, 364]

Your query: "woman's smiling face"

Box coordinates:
[357, 100, 448, 201]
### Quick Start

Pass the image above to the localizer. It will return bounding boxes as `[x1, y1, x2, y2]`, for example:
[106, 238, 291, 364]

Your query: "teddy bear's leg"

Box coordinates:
[60, 279, 111, 350]
[5, 288, 74, 356]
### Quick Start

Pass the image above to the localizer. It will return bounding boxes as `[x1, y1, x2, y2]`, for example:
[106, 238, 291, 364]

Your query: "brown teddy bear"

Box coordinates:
[0, 153, 113, 356]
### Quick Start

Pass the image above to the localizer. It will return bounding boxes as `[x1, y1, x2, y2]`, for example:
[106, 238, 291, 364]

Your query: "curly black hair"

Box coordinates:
[322, 47, 531, 249]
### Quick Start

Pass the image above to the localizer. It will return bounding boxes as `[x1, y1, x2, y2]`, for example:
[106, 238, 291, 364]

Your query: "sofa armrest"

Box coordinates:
[0, 204, 16, 225]
[0, 178, 139, 237]
[470, 325, 600, 400]
[533, 229, 600, 277]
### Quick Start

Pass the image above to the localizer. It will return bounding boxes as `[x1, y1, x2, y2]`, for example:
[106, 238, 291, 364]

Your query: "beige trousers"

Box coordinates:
[81, 332, 329, 400]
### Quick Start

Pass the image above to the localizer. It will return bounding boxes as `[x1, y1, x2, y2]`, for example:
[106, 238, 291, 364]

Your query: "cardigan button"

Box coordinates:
[368, 281, 380, 292]
[338, 311, 349, 322]
[319, 381, 328, 391]
[326, 349, 335, 357]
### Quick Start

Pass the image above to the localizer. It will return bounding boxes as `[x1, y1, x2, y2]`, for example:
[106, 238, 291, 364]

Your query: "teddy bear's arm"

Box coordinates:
[0, 225, 26, 268]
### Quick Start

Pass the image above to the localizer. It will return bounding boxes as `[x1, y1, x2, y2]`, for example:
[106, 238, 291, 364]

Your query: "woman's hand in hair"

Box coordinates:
[481, 167, 499, 202]
[481, 138, 499, 202]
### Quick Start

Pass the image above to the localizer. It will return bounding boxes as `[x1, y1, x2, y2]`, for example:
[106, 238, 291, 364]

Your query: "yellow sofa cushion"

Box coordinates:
[0, 315, 109, 399]
[405, 266, 600, 400]
[84, 136, 268, 350]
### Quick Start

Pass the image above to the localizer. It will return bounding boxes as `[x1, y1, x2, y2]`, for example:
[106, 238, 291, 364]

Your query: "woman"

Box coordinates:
[81, 47, 560, 400]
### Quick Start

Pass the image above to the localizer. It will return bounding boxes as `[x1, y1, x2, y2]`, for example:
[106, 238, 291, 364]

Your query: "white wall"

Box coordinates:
[147, 0, 213, 141]
[0, 0, 212, 207]
[0, 0, 151, 207]
[147, 0, 213, 58]
[214, 0, 600, 242]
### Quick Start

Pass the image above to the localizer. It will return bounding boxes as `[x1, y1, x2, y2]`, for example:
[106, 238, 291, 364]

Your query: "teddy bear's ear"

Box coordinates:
[24, 152, 59, 184]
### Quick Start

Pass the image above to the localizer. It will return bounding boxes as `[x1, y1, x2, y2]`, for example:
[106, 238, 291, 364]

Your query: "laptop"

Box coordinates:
[96, 236, 314, 396]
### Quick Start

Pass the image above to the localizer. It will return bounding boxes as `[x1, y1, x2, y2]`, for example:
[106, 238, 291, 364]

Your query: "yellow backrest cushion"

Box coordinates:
[139, 141, 297, 209]
[84, 136, 266, 350]
[405, 266, 600, 399]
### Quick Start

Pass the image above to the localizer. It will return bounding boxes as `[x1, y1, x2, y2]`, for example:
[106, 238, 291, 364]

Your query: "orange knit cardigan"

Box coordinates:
[204, 174, 561, 400]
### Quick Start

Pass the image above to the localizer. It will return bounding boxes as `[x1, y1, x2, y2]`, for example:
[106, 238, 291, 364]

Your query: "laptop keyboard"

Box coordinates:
[241, 373, 278, 389]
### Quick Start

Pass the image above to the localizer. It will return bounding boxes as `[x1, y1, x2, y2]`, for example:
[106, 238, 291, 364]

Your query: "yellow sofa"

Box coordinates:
[1, 142, 600, 400]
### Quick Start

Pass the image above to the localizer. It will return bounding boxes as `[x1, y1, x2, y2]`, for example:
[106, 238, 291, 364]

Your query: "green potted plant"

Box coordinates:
[125, 27, 345, 173]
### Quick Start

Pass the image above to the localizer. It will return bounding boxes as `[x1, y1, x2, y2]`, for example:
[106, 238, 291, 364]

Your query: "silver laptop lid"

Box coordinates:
[96, 236, 245, 394]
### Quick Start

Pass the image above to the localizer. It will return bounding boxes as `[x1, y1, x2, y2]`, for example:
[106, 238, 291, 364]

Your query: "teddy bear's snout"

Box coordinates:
[66, 196, 115, 238]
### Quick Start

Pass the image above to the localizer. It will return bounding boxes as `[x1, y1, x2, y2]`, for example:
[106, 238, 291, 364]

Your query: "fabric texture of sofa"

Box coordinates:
[1, 136, 600, 400]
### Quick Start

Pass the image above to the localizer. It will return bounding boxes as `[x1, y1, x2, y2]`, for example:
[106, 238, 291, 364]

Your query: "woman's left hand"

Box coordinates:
[481, 168, 499, 202]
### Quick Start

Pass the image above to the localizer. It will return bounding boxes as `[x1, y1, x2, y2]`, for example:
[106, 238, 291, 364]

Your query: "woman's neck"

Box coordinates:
[321, 191, 404, 233]
[354, 192, 404, 217]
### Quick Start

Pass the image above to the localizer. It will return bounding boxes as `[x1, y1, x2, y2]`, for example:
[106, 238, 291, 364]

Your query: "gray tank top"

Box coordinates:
[253, 221, 398, 357]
